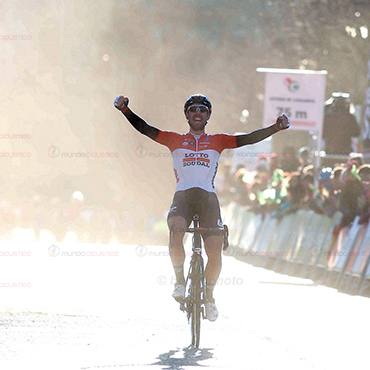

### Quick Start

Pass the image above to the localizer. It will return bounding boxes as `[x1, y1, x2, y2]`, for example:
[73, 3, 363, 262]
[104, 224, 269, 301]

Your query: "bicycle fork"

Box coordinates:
[179, 254, 205, 320]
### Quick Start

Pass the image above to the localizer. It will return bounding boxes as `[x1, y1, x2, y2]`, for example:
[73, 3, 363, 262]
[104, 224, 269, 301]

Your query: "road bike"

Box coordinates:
[170, 215, 229, 348]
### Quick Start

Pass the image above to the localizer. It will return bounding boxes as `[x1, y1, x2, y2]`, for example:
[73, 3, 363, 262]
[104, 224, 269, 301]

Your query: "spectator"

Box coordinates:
[317, 167, 338, 217]
[358, 164, 370, 224]
[256, 154, 270, 175]
[250, 168, 288, 213]
[323, 93, 360, 155]
[280, 146, 300, 172]
[298, 146, 312, 173]
[233, 166, 250, 206]
[288, 173, 306, 208]
[302, 172, 324, 214]
[338, 161, 363, 228]
[349, 153, 364, 168]
[331, 165, 345, 198]
[249, 178, 264, 211]
[269, 153, 280, 177]
[216, 162, 237, 205]
[318, 167, 332, 190]
[328, 161, 363, 256]
[270, 168, 287, 205]
[275, 172, 306, 220]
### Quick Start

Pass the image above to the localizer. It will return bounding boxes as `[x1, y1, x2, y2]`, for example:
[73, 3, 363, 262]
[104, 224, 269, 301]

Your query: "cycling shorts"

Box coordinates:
[167, 187, 223, 237]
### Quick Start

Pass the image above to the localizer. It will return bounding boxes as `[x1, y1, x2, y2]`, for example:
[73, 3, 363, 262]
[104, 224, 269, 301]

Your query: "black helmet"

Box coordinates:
[184, 94, 212, 113]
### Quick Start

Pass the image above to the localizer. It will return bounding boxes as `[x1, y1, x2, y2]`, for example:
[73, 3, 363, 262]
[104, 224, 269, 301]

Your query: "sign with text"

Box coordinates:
[258, 68, 327, 133]
[363, 50, 370, 160]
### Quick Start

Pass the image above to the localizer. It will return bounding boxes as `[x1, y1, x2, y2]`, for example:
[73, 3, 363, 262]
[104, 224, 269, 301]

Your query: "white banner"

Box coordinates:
[258, 68, 327, 133]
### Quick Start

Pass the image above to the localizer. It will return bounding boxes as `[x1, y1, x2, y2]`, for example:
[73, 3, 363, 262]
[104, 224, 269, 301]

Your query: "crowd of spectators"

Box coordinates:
[0, 192, 163, 245]
[2, 150, 369, 246]
[216, 147, 370, 231]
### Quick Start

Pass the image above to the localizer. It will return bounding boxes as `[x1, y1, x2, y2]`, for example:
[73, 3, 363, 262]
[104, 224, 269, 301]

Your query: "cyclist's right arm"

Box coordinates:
[114, 95, 160, 141]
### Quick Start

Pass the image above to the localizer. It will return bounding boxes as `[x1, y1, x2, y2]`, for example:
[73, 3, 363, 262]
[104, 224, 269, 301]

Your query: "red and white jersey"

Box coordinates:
[155, 131, 238, 193]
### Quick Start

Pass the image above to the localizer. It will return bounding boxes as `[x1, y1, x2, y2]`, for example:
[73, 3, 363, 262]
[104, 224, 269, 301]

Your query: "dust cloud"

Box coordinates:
[1, 0, 368, 244]
[0, 1, 265, 245]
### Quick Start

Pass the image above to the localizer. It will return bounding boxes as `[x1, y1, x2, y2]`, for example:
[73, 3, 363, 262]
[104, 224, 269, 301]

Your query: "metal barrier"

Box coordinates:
[222, 202, 370, 297]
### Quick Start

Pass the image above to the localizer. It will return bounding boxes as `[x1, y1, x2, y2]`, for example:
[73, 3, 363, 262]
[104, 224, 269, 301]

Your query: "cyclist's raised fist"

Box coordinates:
[114, 95, 129, 111]
[275, 113, 290, 131]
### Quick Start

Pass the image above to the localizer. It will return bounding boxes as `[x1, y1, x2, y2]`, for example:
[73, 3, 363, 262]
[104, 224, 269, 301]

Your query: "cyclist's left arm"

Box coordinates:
[235, 114, 290, 147]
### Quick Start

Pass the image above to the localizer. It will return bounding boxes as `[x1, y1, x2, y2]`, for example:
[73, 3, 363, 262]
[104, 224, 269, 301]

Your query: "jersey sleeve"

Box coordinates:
[213, 134, 238, 152]
[154, 130, 183, 152]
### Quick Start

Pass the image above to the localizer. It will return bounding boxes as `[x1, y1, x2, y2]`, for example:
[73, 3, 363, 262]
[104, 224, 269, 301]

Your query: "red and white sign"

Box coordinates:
[258, 68, 327, 133]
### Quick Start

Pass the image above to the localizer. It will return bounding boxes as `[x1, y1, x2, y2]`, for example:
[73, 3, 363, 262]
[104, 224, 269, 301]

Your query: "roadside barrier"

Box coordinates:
[222, 202, 370, 297]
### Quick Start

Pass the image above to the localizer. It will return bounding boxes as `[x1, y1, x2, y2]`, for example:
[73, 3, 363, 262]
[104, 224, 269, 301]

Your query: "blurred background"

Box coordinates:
[1, 0, 369, 245]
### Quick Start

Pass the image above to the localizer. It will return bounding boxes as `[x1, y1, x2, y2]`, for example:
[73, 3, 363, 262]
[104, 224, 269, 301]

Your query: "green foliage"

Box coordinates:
[105, 0, 369, 133]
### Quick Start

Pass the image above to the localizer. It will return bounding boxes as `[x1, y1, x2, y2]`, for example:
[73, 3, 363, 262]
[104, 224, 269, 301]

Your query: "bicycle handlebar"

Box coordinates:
[170, 225, 229, 251]
[172, 227, 225, 233]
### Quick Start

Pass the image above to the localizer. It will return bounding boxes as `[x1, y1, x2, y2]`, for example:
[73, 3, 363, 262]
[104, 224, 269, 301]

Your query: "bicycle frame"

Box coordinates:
[170, 214, 228, 347]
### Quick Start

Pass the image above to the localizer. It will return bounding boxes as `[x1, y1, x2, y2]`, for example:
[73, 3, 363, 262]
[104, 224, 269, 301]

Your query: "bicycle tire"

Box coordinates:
[190, 257, 202, 347]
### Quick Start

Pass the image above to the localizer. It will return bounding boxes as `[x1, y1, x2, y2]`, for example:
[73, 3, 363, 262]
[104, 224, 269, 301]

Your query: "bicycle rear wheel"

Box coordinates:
[190, 258, 202, 347]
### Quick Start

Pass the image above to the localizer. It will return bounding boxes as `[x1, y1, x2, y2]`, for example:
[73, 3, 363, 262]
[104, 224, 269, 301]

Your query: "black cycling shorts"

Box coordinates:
[167, 187, 223, 235]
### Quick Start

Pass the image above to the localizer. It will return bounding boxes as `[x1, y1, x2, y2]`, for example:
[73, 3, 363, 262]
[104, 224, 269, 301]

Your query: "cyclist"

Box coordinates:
[114, 94, 290, 321]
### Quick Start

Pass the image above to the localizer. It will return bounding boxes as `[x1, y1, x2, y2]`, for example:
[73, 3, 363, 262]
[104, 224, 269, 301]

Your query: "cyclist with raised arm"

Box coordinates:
[114, 94, 290, 321]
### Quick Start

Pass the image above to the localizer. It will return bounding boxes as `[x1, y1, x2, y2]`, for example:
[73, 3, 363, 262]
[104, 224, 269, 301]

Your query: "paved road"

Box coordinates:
[1, 241, 369, 370]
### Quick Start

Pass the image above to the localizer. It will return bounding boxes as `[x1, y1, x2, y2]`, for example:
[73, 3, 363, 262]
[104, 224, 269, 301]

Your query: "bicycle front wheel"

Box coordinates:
[191, 300, 201, 347]
[190, 258, 203, 347]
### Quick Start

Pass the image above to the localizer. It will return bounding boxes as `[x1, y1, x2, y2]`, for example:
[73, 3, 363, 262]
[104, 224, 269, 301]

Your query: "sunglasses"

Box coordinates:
[187, 105, 209, 113]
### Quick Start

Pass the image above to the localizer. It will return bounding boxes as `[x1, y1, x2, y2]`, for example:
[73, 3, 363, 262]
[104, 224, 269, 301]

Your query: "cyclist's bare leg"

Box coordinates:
[204, 235, 223, 300]
[168, 216, 186, 284]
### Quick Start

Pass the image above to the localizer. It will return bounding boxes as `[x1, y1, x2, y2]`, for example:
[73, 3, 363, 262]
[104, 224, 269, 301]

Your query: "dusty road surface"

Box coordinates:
[1, 241, 369, 370]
